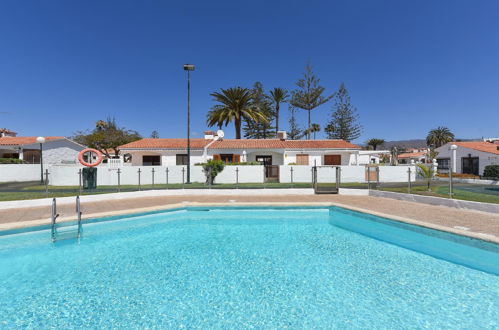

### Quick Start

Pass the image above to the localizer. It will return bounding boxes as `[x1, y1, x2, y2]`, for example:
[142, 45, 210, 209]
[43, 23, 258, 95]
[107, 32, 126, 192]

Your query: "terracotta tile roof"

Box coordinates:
[209, 139, 361, 149]
[119, 138, 361, 150]
[397, 151, 427, 159]
[0, 136, 64, 146]
[119, 138, 211, 149]
[452, 142, 499, 155]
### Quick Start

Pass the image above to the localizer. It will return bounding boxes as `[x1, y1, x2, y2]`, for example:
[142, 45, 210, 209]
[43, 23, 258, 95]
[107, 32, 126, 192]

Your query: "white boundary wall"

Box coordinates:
[1, 164, 416, 185]
[0, 165, 41, 182]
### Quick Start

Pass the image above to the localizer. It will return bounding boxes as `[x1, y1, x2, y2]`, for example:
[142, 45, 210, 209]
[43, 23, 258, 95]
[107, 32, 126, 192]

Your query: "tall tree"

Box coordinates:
[150, 130, 160, 138]
[243, 82, 275, 139]
[268, 87, 289, 134]
[304, 123, 321, 140]
[207, 87, 268, 139]
[290, 63, 334, 139]
[366, 138, 385, 150]
[426, 126, 455, 148]
[72, 117, 141, 158]
[287, 106, 304, 140]
[324, 83, 362, 142]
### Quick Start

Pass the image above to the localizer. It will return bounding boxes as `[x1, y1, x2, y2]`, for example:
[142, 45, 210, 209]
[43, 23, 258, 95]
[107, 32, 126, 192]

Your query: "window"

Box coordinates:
[296, 154, 309, 165]
[143, 155, 160, 166]
[256, 155, 272, 166]
[437, 158, 450, 170]
[220, 154, 234, 163]
[176, 154, 188, 165]
[324, 155, 341, 165]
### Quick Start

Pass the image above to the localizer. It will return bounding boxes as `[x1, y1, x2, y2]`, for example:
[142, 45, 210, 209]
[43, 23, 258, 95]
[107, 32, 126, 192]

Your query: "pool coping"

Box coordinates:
[1, 201, 498, 245]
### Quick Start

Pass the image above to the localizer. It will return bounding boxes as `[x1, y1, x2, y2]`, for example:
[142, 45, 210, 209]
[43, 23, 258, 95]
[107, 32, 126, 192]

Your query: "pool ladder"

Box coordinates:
[51, 196, 83, 242]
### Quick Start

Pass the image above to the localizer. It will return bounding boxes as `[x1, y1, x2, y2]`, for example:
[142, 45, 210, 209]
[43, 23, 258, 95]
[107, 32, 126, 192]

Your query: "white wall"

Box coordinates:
[23, 139, 84, 164]
[127, 150, 205, 166]
[1, 164, 417, 185]
[0, 164, 41, 182]
[279, 166, 314, 183]
[213, 165, 265, 183]
[379, 165, 416, 182]
[436, 144, 498, 175]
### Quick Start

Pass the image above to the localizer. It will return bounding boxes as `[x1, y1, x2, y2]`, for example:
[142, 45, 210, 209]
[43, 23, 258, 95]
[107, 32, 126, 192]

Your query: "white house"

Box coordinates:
[397, 148, 428, 164]
[118, 131, 362, 168]
[435, 141, 499, 176]
[0, 136, 85, 164]
[357, 150, 391, 165]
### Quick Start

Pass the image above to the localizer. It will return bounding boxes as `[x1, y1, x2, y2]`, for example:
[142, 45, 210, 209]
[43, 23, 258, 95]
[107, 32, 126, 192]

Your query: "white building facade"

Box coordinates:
[435, 142, 499, 175]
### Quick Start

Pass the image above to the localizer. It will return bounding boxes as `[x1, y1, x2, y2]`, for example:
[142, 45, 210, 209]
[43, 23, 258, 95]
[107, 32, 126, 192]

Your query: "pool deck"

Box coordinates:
[1, 194, 498, 243]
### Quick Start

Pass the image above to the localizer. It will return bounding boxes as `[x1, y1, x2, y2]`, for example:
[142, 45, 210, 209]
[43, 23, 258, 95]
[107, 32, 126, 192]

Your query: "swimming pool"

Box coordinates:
[0, 206, 498, 328]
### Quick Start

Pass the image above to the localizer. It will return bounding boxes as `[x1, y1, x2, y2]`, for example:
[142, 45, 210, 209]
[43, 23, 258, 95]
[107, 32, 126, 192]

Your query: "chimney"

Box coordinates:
[204, 130, 216, 140]
[277, 131, 287, 141]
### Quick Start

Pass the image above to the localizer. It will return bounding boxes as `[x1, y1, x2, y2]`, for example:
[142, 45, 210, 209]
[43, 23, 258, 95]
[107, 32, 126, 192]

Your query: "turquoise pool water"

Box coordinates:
[0, 207, 498, 328]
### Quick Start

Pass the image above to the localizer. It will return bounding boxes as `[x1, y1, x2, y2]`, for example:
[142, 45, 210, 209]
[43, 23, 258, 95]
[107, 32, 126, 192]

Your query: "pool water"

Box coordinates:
[0, 207, 498, 328]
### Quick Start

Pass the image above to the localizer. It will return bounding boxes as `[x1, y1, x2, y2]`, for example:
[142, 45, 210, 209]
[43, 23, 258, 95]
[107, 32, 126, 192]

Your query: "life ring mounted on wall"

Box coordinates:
[78, 148, 103, 167]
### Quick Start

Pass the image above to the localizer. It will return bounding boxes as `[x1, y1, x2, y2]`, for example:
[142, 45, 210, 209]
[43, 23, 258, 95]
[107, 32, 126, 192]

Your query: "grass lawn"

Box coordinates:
[1, 181, 497, 204]
[380, 183, 499, 204]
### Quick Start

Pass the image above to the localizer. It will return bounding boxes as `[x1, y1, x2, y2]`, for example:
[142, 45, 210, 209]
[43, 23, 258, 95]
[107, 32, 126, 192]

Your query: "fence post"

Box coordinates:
[376, 166, 380, 189]
[263, 166, 266, 189]
[449, 167, 453, 198]
[335, 167, 340, 191]
[407, 167, 412, 194]
[236, 167, 239, 189]
[182, 167, 185, 189]
[166, 167, 169, 190]
[290, 166, 294, 188]
[208, 167, 212, 189]
[151, 168, 155, 188]
[138, 168, 141, 191]
[78, 169, 82, 195]
[367, 165, 371, 190]
[117, 168, 121, 193]
[44, 169, 49, 194]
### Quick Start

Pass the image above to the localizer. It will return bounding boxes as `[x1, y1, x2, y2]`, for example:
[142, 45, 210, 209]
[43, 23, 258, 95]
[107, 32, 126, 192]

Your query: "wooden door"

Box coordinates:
[365, 166, 378, 181]
[324, 155, 341, 165]
[296, 154, 309, 165]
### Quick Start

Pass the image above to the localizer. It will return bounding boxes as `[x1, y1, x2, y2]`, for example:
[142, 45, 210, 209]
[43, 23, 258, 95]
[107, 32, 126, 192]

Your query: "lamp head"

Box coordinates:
[183, 64, 195, 71]
[450, 144, 457, 150]
[36, 136, 46, 144]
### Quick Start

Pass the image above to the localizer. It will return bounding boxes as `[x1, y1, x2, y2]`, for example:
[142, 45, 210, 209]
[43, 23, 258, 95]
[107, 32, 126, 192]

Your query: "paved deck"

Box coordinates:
[1, 194, 498, 243]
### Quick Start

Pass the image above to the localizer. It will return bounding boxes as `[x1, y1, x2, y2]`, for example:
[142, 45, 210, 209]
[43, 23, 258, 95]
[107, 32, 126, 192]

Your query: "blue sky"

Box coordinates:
[0, 0, 498, 142]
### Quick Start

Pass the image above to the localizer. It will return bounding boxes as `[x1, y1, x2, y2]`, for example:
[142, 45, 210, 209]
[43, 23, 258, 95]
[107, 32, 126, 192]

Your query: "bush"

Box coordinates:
[0, 158, 26, 164]
[200, 159, 225, 184]
[483, 165, 499, 179]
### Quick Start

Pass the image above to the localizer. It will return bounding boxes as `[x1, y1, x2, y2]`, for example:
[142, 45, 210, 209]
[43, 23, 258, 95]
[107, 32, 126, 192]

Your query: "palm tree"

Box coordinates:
[426, 127, 455, 148]
[268, 88, 289, 134]
[416, 163, 435, 191]
[207, 87, 268, 139]
[307, 123, 320, 139]
[366, 138, 385, 150]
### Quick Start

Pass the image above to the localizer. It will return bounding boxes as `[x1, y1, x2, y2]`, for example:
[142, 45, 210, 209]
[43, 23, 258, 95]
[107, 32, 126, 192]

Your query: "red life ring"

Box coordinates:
[78, 148, 103, 167]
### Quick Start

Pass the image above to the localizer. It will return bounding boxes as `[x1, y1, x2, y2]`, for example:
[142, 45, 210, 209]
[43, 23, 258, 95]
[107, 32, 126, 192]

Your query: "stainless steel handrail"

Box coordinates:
[51, 198, 59, 242]
[76, 196, 82, 239]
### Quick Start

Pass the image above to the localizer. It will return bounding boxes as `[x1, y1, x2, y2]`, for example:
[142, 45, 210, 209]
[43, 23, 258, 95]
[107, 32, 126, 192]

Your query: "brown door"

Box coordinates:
[365, 166, 378, 181]
[324, 155, 341, 165]
[296, 154, 309, 165]
[233, 154, 241, 163]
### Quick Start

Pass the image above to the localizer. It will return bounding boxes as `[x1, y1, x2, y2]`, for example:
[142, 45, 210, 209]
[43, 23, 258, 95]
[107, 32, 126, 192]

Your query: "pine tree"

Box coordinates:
[290, 63, 334, 139]
[324, 83, 362, 142]
[150, 130, 160, 138]
[243, 82, 275, 139]
[287, 106, 304, 140]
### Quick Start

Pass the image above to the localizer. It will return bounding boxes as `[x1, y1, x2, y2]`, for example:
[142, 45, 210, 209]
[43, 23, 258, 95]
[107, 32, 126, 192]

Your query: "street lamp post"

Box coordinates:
[449, 144, 458, 198]
[36, 136, 46, 184]
[183, 64, 195, 184]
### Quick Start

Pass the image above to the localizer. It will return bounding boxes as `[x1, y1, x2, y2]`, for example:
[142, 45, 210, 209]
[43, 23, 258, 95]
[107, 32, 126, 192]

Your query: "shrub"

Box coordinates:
[483, 165, 499, 179]
[200, 159, 225, 184]
[0, 158, 26, 164]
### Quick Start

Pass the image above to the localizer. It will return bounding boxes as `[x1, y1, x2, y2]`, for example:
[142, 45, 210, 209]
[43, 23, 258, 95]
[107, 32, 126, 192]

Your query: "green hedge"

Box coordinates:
[0, 158, 26, 164]
[483, 165, 499, 179]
